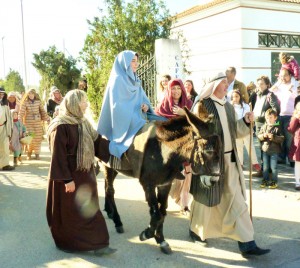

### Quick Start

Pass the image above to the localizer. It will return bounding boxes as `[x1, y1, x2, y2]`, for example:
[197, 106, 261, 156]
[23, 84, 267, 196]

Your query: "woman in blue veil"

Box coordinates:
[97, 50, 163, 159]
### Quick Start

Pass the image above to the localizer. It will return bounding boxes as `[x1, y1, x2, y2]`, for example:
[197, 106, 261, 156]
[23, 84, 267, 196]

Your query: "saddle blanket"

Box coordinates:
[107, 122, 156, 178]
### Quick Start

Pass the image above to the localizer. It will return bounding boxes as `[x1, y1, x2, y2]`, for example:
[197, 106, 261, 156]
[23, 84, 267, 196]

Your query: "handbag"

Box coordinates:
[20, 135, 33, 145]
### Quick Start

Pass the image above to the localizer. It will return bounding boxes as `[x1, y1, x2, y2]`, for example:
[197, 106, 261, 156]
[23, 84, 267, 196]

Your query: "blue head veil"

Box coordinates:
[97, 50, 154, 158]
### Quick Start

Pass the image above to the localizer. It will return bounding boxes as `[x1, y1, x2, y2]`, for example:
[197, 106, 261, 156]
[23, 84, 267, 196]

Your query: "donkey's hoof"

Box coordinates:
[139, 231, 147, 241]
[160, 241, 172, 254]
[116, 226, 124, 233]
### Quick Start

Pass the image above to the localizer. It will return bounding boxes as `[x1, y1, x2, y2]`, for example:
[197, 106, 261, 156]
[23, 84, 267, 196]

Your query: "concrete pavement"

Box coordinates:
[0, 139, 300, 268]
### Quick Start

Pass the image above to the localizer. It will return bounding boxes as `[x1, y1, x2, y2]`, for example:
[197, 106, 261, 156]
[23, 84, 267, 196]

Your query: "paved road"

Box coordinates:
[1, 139, 300, 268]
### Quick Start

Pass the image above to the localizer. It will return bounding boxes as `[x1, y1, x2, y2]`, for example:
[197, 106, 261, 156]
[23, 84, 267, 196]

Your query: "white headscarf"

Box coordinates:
[197, 72, 227, 100]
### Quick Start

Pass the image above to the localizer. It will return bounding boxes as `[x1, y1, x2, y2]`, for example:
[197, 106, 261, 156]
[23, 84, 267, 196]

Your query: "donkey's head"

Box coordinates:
[183, 103, 221, 185]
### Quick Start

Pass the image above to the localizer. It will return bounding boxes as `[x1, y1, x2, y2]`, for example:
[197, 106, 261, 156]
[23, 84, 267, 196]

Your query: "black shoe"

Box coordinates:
[277, 159, 285, 164]
[94, 247, 117, 256]
[2, 165, 15, 171]
[242, 246, 270, 257]
[189, 230, 207, 244]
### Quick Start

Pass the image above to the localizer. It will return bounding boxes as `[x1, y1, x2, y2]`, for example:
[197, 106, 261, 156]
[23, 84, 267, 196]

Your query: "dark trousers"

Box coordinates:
[278, 115, 292, 163]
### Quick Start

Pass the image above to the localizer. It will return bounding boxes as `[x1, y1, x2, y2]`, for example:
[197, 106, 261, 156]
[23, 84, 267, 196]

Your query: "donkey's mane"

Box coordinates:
[155, 116, 191, 142]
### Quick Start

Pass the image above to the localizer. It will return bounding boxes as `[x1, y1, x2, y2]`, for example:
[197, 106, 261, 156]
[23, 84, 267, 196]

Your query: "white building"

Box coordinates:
[170, 0, 300, 88]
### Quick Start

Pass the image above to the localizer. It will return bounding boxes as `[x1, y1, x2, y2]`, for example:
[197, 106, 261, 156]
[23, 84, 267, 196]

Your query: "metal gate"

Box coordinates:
[137, 53, 156, 106]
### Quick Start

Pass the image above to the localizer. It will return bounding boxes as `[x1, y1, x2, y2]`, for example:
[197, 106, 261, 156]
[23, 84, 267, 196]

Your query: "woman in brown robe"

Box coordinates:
[46, 89, 116, 256]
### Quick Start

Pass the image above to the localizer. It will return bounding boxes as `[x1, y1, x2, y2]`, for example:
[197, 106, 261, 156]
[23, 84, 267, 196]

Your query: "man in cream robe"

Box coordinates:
[189, 73, 270, 257]
[0, 88, 14, 170]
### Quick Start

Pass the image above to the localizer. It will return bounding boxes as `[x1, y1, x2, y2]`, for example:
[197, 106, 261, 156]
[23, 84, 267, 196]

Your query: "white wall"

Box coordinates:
[171, 6, 245, 90]
[171, 0, 300, 89]
[155, 39, 184, 79]
[155, 38, 184, 101]
[240, 6, 300, 84]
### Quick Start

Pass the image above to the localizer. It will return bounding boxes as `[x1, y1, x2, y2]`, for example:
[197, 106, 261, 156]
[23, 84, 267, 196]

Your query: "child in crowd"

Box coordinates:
[287, 102, 300, 191]
[9, 109, 26, 165]
[257, 109, 284, 189]
[231, 90, 262, 174]
[157, 74, 171, 106]
[279, 52, 300, 81]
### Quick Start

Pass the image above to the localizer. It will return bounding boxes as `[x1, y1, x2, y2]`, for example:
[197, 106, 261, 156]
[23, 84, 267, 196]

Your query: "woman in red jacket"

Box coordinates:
[156, 79, 193, 213]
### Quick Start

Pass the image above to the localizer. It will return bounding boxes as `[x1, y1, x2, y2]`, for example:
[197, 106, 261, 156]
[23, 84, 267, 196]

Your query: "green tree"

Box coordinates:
[81, 0, 172, 118]
[0, 79, 5, 88]
[3, 69, 25, 93]
[32, 46, 81, 99]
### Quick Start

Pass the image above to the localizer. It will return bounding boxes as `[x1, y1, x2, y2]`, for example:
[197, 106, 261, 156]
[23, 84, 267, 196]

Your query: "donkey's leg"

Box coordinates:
[139, 185, 162, 241]
[155, 184, 172, 254]
[102, 165, 124, 233]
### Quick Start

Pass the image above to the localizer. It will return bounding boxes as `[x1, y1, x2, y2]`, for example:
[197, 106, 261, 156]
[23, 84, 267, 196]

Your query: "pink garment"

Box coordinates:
[288, 117, 300, 161]
[155, 79, 193, 119]
[273, 81, 297, 116]
[281, 58, 300, 80]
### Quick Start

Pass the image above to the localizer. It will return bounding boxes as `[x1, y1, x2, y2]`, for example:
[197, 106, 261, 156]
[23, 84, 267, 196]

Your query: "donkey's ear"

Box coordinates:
[183, 107, 206, 137]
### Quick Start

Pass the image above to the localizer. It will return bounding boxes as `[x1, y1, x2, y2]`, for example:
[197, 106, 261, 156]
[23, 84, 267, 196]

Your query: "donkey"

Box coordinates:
[101, 104, 221, 254]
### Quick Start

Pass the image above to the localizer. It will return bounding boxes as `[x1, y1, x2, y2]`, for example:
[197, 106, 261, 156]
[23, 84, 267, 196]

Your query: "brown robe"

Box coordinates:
[46, 124, 110, 251]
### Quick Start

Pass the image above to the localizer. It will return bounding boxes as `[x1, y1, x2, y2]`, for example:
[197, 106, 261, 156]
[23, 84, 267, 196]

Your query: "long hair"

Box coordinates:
[159, 74, 171, 91]
[231, 89, 243, 106]
[21, 88, 41, 105]
[185, 79, 197, 96]
[0, 89, 8, 106]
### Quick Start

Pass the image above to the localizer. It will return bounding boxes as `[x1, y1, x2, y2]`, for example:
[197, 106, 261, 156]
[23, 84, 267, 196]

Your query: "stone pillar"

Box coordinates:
[155, 39, 184, 105]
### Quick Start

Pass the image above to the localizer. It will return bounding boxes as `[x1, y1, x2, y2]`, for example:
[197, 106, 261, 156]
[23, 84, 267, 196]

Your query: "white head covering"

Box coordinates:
[197, 72, 227, 100]
[50, 86, 59, 94]
[47, 89, 98, 171]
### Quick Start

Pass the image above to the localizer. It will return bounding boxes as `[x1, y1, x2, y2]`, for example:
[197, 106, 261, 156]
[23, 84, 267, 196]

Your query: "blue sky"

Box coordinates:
[0, 0, 206, 85]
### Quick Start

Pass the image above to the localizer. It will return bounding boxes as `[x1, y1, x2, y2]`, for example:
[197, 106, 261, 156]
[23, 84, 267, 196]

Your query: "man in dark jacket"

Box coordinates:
[225, 66, 249, 103]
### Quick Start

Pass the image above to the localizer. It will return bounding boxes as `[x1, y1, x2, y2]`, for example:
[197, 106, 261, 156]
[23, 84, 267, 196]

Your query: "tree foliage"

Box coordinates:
[81, 0, 172, 118]
[32, 46, 81, 99]
[0, 69, 25, 93]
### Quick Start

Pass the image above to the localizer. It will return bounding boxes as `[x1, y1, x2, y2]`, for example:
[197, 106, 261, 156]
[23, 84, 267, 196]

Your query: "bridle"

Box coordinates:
[189, 135, 221, 177]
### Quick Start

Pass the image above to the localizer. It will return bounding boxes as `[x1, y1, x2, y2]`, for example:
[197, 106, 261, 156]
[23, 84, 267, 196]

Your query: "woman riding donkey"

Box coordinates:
[97, 50, 165, 162]
[97, 51, 221, 254]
